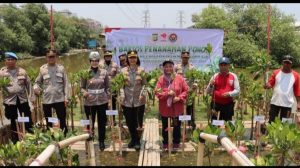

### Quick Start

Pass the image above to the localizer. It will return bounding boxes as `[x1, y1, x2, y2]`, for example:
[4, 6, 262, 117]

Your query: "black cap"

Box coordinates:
[162, 59, 174, 66]
[282, 55, 293, 64]
[127, 50, 138, 58]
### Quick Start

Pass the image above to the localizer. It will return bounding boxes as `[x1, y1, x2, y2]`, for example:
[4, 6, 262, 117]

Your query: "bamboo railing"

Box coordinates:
[196, 132, 254, 166]
[29, 133, 95, 166]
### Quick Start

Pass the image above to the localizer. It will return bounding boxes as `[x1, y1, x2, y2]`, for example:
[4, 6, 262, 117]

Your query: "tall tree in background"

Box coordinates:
[23, 3, 50, 55]
[192, 3, 300, 67]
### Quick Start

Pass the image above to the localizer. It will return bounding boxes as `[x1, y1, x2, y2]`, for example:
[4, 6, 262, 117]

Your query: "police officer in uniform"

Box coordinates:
[81, 51, 110, 151]
[118, 53, 128, 68]
[0, 52, 34, 143]
[99, 50, 120, 125]
[174, 51, 197, 130]
[120, 50, 147, 150]
[33, 49, 69, 136]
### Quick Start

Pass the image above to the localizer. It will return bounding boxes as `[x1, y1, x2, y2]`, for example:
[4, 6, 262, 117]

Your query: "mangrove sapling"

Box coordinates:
[0, 126, 79, 166]
[224, 119, 246, 147]
[26, 67, 40, 124]
[110, 73, 129, 139]
[262, 117, 300, 166]
[67, 72, 79, 132]
[235, 72, 251, 119]
[0, 76, 11, 125]
[245, 82, 263, 140]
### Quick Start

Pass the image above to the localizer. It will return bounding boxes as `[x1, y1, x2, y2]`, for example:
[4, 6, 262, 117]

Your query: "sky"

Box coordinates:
[15, 3, 300, 28]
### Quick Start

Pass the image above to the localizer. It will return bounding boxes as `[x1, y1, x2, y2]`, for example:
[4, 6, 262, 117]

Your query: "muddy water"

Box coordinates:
[0, 53, 90, 73]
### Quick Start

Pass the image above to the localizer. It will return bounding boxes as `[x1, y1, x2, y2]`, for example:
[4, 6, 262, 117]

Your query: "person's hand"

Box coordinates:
[168, 90, 175, 96]
[209, 80, 215, 88]
[264, 83, 271, 89]
[119, 96, 125, 103]
[173, 97, 180, 103]
[65, 99, 69, 107]
[192, 83, 198, 90]
[139, 95, 145, 102]
[83, 91, 89, 98]
[34, 88, 40, 95]
[222, 92, 230, 98]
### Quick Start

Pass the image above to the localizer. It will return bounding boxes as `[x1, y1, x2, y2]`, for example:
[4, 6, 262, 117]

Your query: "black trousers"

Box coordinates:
[211, 101, 235, 121]
[186, 103, 195, 126]
[268, 104, 291, 123]
[112, 94, 117, 122]
[161, 116, 181, 145]
[43, 102, 68, 135]
[84, 103, 108, 142]
[4, 97, 33, 143]
[122, 105, 145, 143]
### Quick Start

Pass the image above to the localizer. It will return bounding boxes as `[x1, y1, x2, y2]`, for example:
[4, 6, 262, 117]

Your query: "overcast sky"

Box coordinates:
[17, 3, 300, 28]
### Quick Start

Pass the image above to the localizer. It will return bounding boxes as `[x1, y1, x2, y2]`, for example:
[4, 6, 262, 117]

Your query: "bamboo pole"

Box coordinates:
[30, 134, 90, 166]
[30, 144, 57, 166]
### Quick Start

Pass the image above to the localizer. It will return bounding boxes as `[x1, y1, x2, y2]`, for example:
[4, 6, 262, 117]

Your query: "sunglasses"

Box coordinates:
[47, 56, 56, 59]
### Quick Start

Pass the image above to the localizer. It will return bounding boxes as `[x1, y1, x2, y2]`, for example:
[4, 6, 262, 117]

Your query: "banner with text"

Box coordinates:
[105, 28, 224, 72]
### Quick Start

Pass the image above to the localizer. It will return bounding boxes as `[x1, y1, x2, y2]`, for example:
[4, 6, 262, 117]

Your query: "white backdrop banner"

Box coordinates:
[105, 28, 224, 72]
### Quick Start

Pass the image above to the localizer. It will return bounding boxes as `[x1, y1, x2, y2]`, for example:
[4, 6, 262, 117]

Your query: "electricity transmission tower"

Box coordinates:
[177, 10, 185, 28]
[142, 10, 150, 28]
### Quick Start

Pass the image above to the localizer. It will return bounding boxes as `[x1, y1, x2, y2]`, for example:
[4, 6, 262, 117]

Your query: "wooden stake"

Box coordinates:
[168, 117, 171, 157]
[22, 113, 25, 135]
[197, 142, 205, 166]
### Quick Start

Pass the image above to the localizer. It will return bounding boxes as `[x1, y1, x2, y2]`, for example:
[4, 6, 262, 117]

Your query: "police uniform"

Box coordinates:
[81, 51, 110, 151]
[174, 52, 196, 129]
[1, 52, 33, 143]
[99, 50, 120, 114]
[34, 51, 69, 135]
[120, 50, 147, 149]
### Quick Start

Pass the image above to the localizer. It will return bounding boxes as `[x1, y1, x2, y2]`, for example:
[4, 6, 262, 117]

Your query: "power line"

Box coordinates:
[177, 10, 185, 28]
[124, 3, 141, 24]
[116, 3, 139, 26]
[129, 3, 142, 16]
[142, 10, 150, 28]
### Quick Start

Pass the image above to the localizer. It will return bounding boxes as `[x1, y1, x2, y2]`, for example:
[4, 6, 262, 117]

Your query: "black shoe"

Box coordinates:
[99, 142, 105, 151]
[134, 141, 141, 150]
[128, 141, 135, 148]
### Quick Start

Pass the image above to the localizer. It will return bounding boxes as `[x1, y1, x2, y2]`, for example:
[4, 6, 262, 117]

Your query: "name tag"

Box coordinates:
[17, 117, 29, 122]
[17, 76, 26, 80]
[80, 120, 90, 126]
[282, 118, 293, 124]
[106, 110, 118, 116]
[43, 74, 50, 80]
[56, 73, 63, 78]
[212, 120, 224, 126]
[179, 115, 191, 121]
[48, 117, 59, 123]
[88, 89, 104, 94]
[254, 115, 265, 123]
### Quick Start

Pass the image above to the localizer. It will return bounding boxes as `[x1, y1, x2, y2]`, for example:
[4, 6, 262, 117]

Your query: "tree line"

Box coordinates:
[192, 3, 300, 67]
[0, 3, 102, 57]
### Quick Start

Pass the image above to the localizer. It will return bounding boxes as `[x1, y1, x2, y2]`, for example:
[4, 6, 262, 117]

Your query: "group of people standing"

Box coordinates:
[1, 49, 299, 152]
